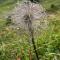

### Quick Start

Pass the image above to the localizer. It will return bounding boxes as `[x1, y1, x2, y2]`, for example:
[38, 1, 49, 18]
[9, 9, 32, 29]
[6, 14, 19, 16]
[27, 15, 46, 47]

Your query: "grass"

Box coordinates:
[42, 0, 60, 9]
[0, 0, 60, 60]
[0, 0, 17, 14]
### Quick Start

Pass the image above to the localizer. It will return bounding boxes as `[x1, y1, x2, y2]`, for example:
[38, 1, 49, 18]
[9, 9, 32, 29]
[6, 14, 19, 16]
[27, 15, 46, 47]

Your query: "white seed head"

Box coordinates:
[9, 1, 48, 31]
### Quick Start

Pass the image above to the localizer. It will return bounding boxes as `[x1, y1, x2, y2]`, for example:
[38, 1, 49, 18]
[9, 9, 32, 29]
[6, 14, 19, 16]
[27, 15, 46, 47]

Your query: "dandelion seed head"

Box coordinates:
[8, 1, 48, 31]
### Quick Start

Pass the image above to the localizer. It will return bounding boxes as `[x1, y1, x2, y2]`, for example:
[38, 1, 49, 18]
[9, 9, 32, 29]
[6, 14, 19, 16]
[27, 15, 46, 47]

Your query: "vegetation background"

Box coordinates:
[0, 0, 60, 60]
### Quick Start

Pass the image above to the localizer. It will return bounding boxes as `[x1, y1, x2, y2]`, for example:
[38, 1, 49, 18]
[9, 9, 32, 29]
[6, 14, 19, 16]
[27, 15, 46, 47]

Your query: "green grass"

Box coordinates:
[42, 0, 60, 9]
[0, 0, 17, 14]
[0, 0, 60, 60]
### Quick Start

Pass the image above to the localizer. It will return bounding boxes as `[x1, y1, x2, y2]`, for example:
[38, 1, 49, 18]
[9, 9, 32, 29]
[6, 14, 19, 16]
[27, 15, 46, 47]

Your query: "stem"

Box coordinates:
[27, 15, 39, 60]
[24, 1, 39, 60]
[31, 30, 39, 60]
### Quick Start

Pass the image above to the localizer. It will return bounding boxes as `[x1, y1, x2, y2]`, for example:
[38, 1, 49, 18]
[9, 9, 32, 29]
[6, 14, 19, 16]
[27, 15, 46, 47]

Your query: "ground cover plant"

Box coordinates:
[0, 0, 60, 60]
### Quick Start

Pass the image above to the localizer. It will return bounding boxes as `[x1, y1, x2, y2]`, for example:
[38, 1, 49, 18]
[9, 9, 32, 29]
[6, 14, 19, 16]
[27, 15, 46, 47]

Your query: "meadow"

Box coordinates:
[0, 0, 60, 60]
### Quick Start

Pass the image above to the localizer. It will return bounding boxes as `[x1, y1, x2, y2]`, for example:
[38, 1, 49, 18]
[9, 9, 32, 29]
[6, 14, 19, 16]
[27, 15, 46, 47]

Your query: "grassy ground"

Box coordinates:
[0, 0, 60, 60]
[0, 0, 17, 14]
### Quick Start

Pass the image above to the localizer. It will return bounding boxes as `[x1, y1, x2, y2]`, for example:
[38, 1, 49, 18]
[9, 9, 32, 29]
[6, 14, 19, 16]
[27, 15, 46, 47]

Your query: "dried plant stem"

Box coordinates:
[17, 56, 21, 60]
[28, 48, 32, 60]
[16, 54, 21, 60]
